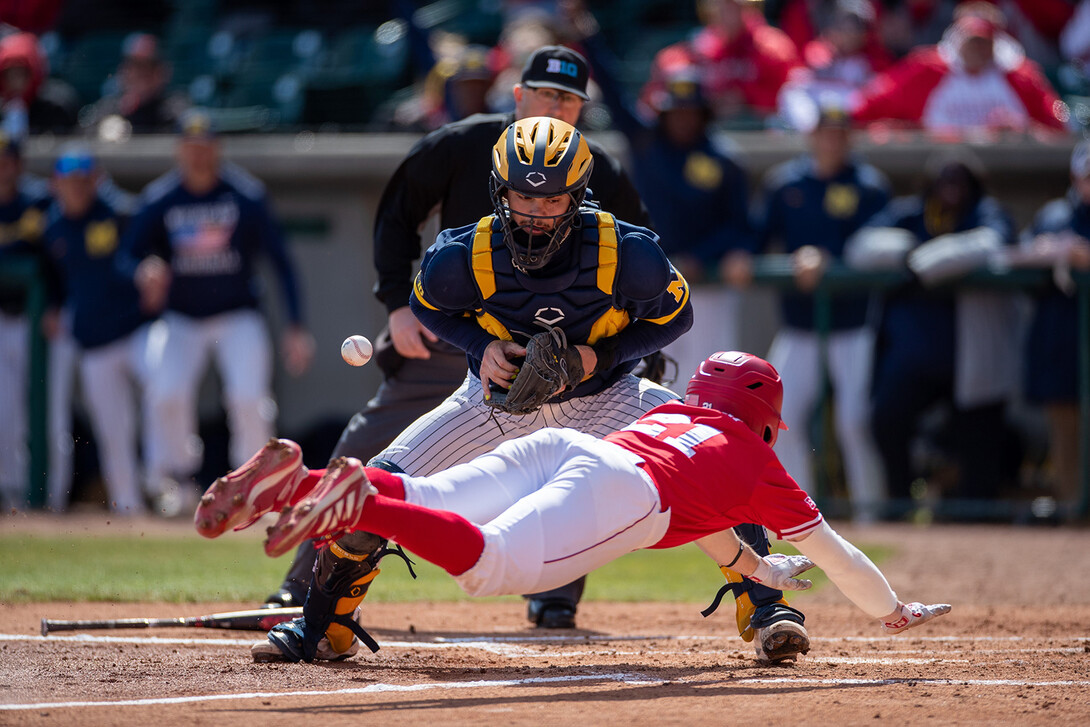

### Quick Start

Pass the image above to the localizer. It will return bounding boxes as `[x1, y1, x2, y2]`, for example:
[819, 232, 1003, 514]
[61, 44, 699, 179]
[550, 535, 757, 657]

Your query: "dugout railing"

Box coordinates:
[1, 257, 49, 508]
[749, 256, 1090, 522]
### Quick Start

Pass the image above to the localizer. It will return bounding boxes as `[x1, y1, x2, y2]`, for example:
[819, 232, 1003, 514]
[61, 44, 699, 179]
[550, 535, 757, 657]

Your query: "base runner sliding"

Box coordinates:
[196, 351, 950, 663]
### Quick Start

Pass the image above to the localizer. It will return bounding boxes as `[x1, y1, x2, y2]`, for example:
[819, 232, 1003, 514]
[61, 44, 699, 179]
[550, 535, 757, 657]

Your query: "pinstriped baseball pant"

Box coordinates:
[375, 373, 681, 476]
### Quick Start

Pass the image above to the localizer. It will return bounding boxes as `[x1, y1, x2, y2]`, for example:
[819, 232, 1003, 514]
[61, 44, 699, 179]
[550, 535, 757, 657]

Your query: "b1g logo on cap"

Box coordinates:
[546, 58, 579, 78]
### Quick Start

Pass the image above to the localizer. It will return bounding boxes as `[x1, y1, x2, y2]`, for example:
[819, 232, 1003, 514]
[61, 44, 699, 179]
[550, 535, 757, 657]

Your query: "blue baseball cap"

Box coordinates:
[54, 146, 96, 176]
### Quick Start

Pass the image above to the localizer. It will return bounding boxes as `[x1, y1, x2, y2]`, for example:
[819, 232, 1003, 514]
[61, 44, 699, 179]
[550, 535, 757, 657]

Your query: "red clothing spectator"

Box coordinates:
[852, 15, 1068, 132]
[778, 0, 893, 129]
[779, 0, 891, 63]
[975, 0, 1076, 65]
[0, 0, 63, 34]
[644, 0, 800, 121]
[0, 32, 77, 135]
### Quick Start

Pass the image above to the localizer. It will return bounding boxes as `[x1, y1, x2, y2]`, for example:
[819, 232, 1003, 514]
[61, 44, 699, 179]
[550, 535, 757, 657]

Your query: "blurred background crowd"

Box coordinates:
[0, 0, 1085, 135]
[0, 0, 1087, 526]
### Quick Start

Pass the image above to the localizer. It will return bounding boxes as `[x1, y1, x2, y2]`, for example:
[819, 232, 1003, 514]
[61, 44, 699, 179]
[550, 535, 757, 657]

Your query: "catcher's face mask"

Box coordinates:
[490, 116, 594, 271]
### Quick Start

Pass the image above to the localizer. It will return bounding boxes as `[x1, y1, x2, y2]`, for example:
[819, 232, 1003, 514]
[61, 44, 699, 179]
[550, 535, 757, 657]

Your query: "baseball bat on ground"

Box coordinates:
[41, 607, 303, 636]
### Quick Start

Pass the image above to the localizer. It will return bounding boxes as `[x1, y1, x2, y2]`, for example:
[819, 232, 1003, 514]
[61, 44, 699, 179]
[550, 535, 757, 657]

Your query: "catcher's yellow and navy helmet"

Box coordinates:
[489, 116, 594, 270]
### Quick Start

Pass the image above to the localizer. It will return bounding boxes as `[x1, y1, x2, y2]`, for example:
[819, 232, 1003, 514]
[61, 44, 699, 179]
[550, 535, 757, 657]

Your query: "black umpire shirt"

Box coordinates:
[373, 112, 653, 313]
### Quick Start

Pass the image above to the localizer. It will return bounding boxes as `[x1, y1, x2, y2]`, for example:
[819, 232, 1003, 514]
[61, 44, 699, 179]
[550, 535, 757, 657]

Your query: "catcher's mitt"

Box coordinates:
[487, 326, 584, 414]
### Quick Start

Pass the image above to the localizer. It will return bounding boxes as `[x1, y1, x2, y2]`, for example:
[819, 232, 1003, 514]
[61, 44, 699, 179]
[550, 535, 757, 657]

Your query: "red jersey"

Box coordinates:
[603, 402, 822, 549]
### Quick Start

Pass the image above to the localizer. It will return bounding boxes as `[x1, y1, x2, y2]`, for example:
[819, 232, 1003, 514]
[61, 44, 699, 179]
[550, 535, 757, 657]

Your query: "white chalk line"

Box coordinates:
[5, 632, 1088, 660]
[734, 677, 1090, 687]
[5, 671, 1090, 712]
[0, 672, 662, 712]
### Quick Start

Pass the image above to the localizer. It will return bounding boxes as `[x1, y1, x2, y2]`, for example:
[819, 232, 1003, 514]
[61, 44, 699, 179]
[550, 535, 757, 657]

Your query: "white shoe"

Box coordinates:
[251, 634, 360, 663]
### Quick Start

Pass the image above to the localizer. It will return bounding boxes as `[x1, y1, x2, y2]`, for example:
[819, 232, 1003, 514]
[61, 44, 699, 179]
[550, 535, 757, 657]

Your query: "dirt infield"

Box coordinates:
[3, 520, 1089, 726]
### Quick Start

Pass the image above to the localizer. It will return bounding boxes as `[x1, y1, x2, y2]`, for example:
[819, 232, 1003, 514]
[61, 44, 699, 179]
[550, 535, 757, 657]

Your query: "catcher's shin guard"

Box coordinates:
[263, 531, 415, 662]
[702, 524, 797, 642]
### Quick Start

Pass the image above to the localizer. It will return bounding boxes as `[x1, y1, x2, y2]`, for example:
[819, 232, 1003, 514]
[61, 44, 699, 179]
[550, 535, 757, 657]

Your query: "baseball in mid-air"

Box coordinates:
[341, 335, 373, 366]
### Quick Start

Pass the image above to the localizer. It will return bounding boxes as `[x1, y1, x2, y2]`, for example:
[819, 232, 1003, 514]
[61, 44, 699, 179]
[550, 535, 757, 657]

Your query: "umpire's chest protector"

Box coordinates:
[469, 211, 631, 345]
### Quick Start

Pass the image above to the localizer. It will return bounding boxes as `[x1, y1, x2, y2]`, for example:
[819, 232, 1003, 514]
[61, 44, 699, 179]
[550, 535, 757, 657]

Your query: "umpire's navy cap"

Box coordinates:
[520, 45, 590, 101]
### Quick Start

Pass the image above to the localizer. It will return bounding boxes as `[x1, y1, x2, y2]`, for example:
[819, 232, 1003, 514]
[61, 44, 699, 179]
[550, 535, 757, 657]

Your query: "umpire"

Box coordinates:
[265, 45, 651, 629]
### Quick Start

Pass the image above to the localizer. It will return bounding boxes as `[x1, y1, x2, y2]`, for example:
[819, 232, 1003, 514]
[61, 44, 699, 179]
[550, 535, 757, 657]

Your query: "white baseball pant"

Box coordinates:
[766, 326, 887, 520]
[78, 326, 151, 514]
[144, 309, 275, 487]
[47, 312, 78, 511]
[663, 286, 740, 388]
[0, 312, 28, 508]
[376, 372, 679, 476]
[399, 427, 672, 596]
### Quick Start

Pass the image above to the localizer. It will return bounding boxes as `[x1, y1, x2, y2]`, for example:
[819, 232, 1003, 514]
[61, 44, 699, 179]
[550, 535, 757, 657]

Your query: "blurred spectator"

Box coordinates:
[82, 33, 188, 138]
[0, 131, 51, 511]
[119, 110, 314, 515]
[643, 0, 801, 124]
[43, 145, 149, 514]
[777, 0, 893, 129]
[1060, 0, 1090, 68]
[875, 0, 958, 59]
[486, 7, 562, 116]
[846, 150, 1021, 517]
[387, 43, 497, 131]
[569, 2, 754, 377]
[753, 101, 891, 521]
[1014, 141, 1090, 520]
[851, 12, 1069, 133]
[0, 1, 63, 35]
[776, 0, 888, 59]
[0, 32, 77, 135]
[982, 0, 1076, 69]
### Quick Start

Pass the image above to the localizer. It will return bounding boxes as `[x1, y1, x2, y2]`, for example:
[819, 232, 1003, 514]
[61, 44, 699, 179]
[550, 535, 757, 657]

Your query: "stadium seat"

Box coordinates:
[300, 23, 411, 127]
[412, 0, 501, 45]
[57, 31, 131, 106]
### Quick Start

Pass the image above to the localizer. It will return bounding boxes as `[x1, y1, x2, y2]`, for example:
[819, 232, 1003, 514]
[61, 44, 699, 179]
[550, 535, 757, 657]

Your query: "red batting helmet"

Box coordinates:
[684, 351, 789, 445]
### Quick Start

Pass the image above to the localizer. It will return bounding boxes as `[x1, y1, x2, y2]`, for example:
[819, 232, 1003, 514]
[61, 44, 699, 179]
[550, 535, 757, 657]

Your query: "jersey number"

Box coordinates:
[622, 413, 721, 458]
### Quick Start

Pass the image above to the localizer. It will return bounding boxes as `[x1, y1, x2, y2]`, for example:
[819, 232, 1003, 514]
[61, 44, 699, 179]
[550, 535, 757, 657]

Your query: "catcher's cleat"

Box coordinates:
[194, 438, 309, 538]
[527, 598, 577, 629]
[256, 533, 416, 662]
[752, 602, 810, 665]
[263, 456, 377, 558]
[261, 589, 304, 609]
[251, 611, 363, 662]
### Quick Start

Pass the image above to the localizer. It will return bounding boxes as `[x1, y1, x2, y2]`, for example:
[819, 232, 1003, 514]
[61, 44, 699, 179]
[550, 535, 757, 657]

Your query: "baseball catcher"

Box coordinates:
[197, 118, 816, 665]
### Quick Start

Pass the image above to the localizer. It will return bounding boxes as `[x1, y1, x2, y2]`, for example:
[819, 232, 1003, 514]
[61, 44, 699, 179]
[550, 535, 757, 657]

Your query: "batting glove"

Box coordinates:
[749, 554, 815, 591]
[882, 601, 952, 634]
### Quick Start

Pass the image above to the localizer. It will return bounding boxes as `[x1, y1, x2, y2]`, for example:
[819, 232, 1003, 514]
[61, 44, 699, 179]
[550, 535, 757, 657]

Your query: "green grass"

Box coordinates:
[0, 534, 892, 604]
